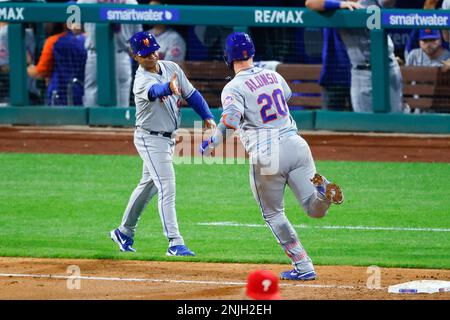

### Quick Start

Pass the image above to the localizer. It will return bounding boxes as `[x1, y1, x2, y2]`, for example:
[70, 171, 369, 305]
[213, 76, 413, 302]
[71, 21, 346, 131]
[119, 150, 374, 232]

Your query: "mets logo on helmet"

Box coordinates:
[143, 38, 150, 47]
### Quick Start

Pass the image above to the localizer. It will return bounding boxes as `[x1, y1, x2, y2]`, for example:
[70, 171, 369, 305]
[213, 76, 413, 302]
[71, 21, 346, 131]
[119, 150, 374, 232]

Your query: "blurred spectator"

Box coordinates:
[404, 0, 448, 61]
[186, 27, 210, 61]
[27, 23, 87, 106]
[319, 28, 352, 111]
[144, 0, 186, 62]
[306, 0, 404, 113]
[77, 0, 142, 107]
[245, 270, 281, 300]
[442, 0, 450, 43]
[406, 29, 450, 67]
[0, 22, 40, 105]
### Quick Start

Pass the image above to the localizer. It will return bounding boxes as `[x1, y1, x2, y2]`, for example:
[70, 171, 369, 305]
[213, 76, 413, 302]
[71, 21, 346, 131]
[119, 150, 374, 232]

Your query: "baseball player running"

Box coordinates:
[111, 31, 216, 256]
[200, 32, 344, 280]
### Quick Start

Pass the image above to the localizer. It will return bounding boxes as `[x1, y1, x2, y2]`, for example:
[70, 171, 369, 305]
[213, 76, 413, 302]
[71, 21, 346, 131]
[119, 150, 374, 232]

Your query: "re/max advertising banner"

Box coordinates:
[1, 3, 449, 29]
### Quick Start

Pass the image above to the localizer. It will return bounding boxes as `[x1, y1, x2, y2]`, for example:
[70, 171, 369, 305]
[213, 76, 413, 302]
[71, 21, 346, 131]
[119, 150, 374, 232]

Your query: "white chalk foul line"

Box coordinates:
[0, 273, 358, 290]
[197, 222, 450, 233]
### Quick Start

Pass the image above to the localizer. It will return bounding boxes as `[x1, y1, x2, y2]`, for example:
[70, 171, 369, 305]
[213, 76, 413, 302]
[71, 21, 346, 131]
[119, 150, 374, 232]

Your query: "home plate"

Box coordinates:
[388, 280, 450, 294]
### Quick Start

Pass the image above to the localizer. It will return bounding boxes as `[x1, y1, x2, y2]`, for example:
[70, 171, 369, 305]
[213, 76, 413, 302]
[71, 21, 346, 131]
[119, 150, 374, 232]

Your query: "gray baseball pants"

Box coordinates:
[249, 134, 331, 273]
[83, 50, 132, 107]
[351, 64, 403, 113]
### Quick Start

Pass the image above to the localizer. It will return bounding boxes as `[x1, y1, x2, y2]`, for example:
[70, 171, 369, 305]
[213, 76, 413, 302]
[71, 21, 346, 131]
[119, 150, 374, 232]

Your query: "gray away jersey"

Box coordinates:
[406, 48, 450, 67]
[221, 66, 298, 153]
[134, 60, 195, 132]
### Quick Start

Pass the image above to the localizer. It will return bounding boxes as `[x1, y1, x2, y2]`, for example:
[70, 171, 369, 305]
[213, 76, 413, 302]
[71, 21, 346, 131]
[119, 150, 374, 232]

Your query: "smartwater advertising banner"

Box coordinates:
[383, 12, 450, 28]
[99, 7, 180, 23]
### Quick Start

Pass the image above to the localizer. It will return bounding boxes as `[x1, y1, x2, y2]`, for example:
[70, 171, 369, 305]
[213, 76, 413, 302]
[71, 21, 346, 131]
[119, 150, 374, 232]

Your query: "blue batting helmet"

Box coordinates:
[224, 32, 255, 69]
[129, 31, 160, 57]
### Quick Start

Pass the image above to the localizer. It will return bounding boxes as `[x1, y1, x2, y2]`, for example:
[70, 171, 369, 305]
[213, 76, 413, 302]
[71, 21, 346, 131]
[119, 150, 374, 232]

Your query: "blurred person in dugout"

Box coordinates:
[76, 0, 142, 107]
[306, 0, 404, 113]
[27, 22, 87, 106]
[144, 0, 186, 62]
[0, 21, 40, 105]
[406, 29, 450, 68]
[442, 0, 450, 43]
[244, 270, 281, 300]
[404, 0, 449, 62]
[319, 28, 352, 111]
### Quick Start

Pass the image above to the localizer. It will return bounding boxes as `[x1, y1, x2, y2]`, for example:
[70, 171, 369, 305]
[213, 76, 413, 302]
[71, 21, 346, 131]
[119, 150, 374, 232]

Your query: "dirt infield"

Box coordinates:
[0, 125, 449, 162]
[0, 257, 449, 300]
[0, 125, 449, 300]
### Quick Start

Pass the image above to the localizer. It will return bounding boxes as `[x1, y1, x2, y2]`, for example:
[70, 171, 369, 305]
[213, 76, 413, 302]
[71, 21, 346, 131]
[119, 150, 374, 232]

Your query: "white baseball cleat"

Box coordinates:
[110, 229, 136, 252]
[280, 269, 317, 281]
[166, 245, 195, 256]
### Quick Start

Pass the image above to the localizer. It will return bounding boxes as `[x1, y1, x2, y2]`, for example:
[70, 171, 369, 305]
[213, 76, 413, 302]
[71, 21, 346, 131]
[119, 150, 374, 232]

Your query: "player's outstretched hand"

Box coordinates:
[170, 73, 181, 96]
[199, 137, 214, 156]
[204, 118, 217, 131]
[340, 1, 363, 11]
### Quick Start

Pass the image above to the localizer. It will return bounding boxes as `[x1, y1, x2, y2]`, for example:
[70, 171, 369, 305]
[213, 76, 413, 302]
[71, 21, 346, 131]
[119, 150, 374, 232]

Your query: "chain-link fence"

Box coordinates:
[2, 3, 450, 115]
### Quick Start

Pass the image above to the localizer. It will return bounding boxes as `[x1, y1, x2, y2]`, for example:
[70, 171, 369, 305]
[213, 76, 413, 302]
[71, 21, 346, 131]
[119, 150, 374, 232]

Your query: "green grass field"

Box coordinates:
[0, 153, 449, 269]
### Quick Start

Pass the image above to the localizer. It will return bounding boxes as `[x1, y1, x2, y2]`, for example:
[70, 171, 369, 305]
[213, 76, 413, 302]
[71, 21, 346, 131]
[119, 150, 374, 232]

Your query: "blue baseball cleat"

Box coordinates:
[110, 229, 136, 252]
[311, 173, 344, 205]
[166, 245, 196, 257]
[280, 269, 317, 281]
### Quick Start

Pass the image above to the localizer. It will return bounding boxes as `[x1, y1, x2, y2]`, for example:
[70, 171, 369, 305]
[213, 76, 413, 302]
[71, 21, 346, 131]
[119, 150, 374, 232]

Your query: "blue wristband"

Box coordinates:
[324, 0, 341, 10]
[148, 82, 172, 101]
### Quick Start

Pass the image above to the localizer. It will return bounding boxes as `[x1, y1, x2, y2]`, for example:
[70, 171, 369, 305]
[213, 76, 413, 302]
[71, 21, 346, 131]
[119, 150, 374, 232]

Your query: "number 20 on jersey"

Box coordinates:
[258, 89, 289, 123]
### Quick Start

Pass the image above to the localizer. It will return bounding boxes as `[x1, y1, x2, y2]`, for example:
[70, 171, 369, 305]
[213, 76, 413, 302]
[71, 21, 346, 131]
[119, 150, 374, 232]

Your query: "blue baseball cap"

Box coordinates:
[419, 29, 441, 41]
[129, 31, 160, 56]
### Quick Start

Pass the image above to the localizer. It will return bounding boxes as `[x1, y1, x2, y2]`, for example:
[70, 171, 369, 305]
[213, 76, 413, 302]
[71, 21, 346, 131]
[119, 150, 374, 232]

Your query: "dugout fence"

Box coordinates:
[0, 3, 449, 133]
